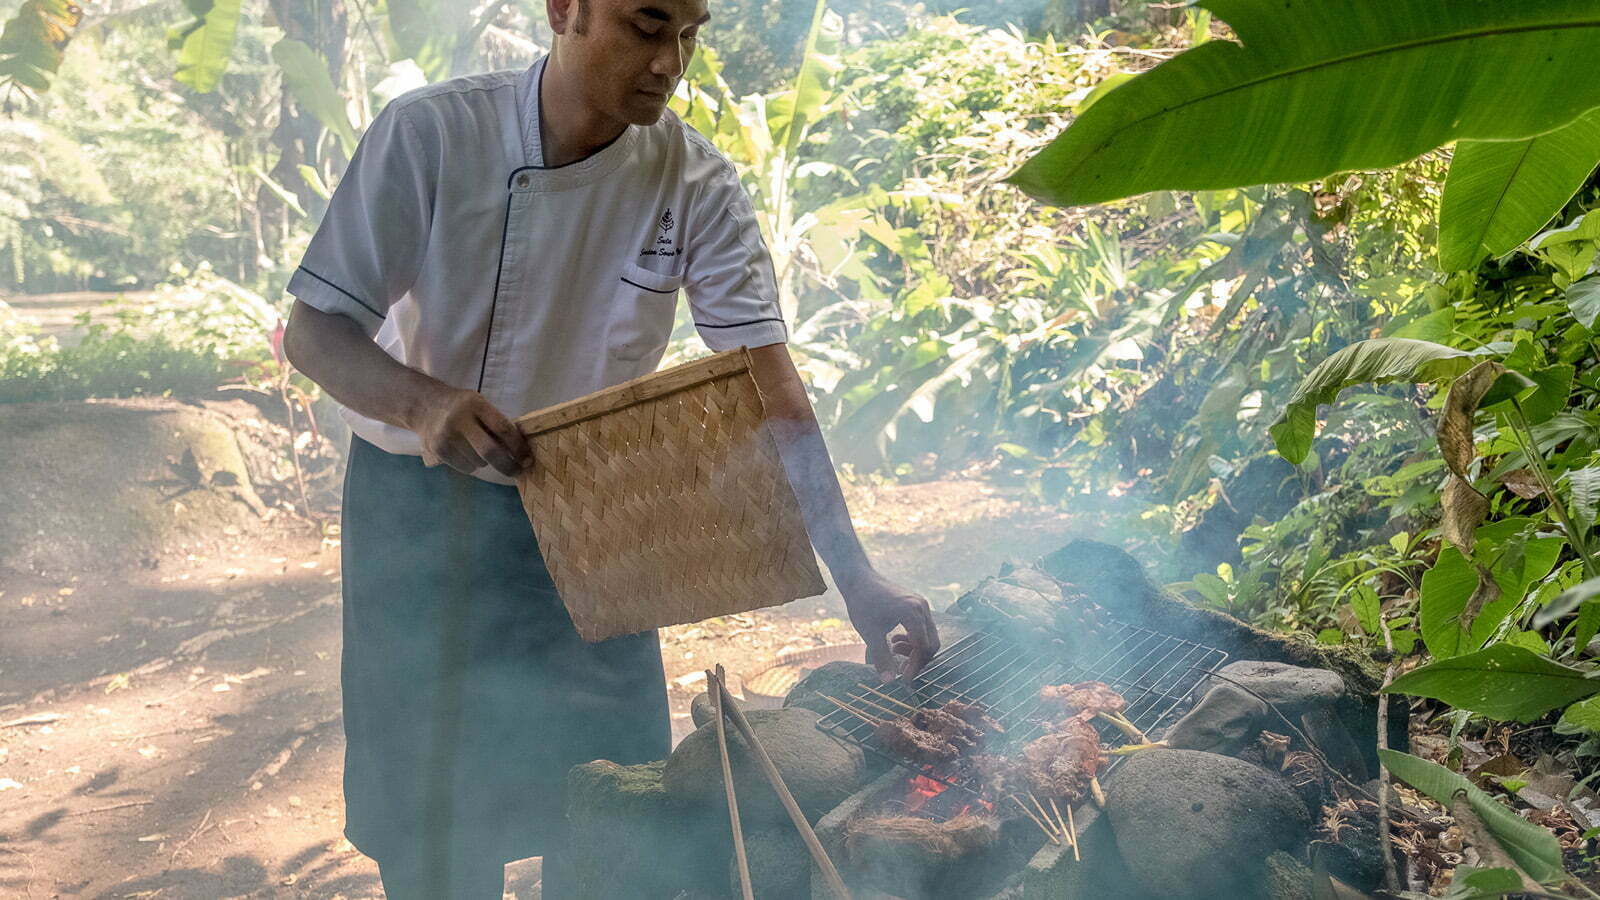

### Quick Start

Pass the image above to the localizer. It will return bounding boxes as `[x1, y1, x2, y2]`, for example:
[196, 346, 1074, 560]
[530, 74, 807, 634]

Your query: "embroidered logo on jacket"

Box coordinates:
[641, 207, 681, 258]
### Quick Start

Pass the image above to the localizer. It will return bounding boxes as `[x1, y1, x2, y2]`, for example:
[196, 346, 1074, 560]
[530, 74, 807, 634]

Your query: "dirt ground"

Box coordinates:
[0, 474, 1082, 899]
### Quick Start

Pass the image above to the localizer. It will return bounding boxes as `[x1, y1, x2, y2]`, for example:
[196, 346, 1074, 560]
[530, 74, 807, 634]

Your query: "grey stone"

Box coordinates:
[1264, 851, 1312, 900]
[784, 661, 882, 717]
[1211, 660, 1347, 717]
[734, 825, 810, 900]
[691, 690, 715, 728]
[664, 707, 867, 824]
[1301, 705, 1370, 781]
[1104, 749, 1311, 900]
[1164, 684, 1270, 756]
[563, 760, 724, 898]
[997, 562, 1065, 598]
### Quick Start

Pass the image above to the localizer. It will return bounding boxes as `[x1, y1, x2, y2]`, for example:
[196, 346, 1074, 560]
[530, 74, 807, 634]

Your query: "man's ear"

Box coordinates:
[548, 0, 578, 35]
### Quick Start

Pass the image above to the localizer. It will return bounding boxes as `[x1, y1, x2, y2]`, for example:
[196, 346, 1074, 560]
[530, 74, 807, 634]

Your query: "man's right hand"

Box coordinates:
[407, 384, 534, 477]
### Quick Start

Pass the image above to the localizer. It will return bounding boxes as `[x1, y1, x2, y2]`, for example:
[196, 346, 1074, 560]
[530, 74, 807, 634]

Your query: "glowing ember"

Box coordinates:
[901, 772, 995, 818]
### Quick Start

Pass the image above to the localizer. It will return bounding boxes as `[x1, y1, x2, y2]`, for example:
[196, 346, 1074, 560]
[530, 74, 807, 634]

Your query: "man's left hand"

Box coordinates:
[836, 568, 940, 680]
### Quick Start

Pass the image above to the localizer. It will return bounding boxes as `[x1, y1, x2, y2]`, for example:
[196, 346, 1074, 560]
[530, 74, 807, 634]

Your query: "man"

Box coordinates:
[282, 0, 939, 895]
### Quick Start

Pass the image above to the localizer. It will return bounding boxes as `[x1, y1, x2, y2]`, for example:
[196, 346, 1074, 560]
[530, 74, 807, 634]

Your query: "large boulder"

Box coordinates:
[1163, 684, 1270, 756]
[1209, 660, 1347, 717]
[563, 759, 725, 898]
[734, 825, 810, 900]
[1104, 749, 1311, 900]
[664, 707, 868, 824]
[0, 400, 266, 576]
[783, 661, 881, 717]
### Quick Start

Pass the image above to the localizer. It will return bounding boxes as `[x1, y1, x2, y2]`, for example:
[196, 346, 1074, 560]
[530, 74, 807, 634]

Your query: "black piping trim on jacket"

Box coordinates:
[693, 317, 787, 329]
[505, 62, 627, 187]
[620, 276, 678, 295]
[477, 194, 517, 393]
[297, 266, 385, 319]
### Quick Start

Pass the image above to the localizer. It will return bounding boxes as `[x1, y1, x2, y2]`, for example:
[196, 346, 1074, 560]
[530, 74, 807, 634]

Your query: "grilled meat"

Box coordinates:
[1038, 680, 1126, 717]
[875, 702, 995, 765]
[974, 715, 1103, 803]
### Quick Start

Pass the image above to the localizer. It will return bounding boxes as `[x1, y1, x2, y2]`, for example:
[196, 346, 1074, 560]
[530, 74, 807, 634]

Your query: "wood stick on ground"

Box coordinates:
[64, 799, 154, 817]
[1065, 803, 1080, 862]
[820, 694, 887, 726]
[856, 684, 919, 712]
[1376, 612, 1402, 895]
[714, 668, 850, 900]
[1010, 794, 1060, 844]
[709, 668, 753, 900]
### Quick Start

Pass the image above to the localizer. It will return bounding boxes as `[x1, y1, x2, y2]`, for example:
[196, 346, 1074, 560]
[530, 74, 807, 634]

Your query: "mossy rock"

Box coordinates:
[0, 400, 264, 576]
[563, 759, 726, 899]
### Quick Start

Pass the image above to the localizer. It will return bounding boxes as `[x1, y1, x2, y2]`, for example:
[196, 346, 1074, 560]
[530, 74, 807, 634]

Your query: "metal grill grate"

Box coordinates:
[815, 620, 1228, 799]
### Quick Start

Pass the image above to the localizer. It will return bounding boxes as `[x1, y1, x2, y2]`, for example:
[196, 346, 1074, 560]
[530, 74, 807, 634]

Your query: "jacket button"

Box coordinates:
[516, 174, 531, 188]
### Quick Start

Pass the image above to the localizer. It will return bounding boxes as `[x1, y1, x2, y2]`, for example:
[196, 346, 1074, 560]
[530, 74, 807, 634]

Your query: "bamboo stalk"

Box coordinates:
[1010, 794, 1060, 844]
[714, 667, 850, 900]
[819, 694, 887, 726]
[709, 669, 754, 900]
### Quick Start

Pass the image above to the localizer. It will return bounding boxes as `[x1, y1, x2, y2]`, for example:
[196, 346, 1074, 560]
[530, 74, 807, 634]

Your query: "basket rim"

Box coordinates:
[514, 346, 753, 436]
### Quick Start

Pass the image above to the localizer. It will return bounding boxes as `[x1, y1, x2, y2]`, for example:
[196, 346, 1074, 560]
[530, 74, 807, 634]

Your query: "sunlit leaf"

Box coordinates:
[1387, 644, 1600, 722]
[169, 0, 243, 94]
[1270, 339, 1474, 465]
[0, 0, 84, 100]
[1010, 0, 1600, 207]
[1438, 107, 1600, 271]
[272, 39, 358, 158]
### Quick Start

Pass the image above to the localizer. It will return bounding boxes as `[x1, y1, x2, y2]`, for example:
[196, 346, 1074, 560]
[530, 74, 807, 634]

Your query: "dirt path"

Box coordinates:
[0, 477, 1081, 899]
[2, 292, 159, 345]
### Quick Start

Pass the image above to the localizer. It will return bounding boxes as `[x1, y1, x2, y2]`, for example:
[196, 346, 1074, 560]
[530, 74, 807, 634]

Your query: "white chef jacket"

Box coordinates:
[287, 57, 788, 484]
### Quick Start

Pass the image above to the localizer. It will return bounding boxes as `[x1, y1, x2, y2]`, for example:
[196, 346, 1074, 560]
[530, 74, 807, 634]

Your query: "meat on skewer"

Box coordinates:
[873, 701, 996, 765]
[975, 714, 1103, 804]
[1038, 681, 1125, 717]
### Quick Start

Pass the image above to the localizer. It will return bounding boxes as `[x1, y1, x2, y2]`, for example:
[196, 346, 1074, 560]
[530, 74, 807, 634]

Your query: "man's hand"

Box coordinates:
[836, 567, 940, 680]
[407, 383, 533, 477]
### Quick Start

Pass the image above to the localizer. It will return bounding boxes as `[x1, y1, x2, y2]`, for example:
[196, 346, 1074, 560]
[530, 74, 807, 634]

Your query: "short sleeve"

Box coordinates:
[286, 103, 434, 337]
[683, 176, 788, 351]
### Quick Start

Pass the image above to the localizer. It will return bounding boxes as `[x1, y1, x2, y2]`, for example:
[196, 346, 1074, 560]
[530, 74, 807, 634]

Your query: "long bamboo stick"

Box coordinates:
[709, 669, 754, 900]
[819, 694, 887, 726]
[1065, 803, 1080, 862]
[856, 684, 919, 712]
[713, 667, 850, 900]
[1009, 794, 1060, 844]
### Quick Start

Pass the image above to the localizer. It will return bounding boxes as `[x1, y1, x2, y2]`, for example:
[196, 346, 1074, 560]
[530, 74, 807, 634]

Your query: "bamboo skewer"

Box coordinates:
[1010, 794, 1060, 844]
[1089, 775, 1107, 808]
[1027, 793, 1061, 840]
[856, 684, 920, 712]
[714, 667, 850, 900]
[1065, 803, 1080, 862]
[709, 669, 754, 900]
[846, 693, 912, 720]
[820, 694, 887, 726]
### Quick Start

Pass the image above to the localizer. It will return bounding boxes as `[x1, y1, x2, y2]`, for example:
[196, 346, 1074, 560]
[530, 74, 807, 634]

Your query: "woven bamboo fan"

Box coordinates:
[514, 348, 827, 642]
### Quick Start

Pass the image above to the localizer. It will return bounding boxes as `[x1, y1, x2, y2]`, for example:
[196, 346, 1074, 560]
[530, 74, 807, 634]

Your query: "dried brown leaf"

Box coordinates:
[1441, 474, 1490, 555]
[1500, 469, 1544, 499]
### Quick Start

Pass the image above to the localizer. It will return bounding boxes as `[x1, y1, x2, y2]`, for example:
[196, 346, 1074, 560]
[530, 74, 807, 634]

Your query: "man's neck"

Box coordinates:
[538, 55, 628, 168]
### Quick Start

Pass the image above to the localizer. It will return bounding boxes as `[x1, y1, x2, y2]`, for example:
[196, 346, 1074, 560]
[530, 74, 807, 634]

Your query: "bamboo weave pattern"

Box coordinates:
[515, 350, 826, 642]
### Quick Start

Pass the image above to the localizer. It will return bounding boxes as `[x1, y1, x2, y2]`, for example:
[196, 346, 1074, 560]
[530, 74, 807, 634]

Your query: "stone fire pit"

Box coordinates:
[561, 540, 1394, 899]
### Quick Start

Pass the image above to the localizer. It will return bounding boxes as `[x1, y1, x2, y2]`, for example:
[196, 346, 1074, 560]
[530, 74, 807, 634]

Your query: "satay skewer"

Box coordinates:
[1027, 792, 1062, 841]
[845, 693, 913, 720]
[819, 695, 887, 726]
[856, 684, 920, 712]
[1010, 794, 1060, 844]
[1065, 803, 1080, 862]
[1089, 775, 1107, 808]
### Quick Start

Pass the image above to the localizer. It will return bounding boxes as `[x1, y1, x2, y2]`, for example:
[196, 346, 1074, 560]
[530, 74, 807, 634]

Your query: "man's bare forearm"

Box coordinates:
[281, 301, 444, 431]
[746, 344, 872, 583]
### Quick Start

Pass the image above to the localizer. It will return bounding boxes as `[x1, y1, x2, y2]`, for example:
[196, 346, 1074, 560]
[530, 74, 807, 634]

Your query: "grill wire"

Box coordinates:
[815, 620, 1229, 809]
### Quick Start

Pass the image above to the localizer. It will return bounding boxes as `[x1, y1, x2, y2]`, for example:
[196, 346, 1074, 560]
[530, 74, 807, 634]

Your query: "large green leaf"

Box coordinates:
[272, 39, 358, 158]
[1269, 339, 1475, 465]
[1385, 643, 1600, 721]
[768, 0, 841, 163]
[1380, 750, 1564, 882]
[1439, 107, 1600, 271]
[1568, 277, 1600, 331]
[0, 0, 83, 95]
[170, 0, 243, 94]
[1009, 0, 1600, 207]
[1420, 521, 1564, 658]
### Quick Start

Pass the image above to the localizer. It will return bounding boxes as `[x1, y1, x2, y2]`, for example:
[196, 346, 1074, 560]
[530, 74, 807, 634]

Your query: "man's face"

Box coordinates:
[555, 0, 710, 126]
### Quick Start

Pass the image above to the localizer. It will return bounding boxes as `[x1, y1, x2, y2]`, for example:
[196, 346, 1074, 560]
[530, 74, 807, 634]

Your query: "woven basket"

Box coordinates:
[514, 348, 827, 642]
